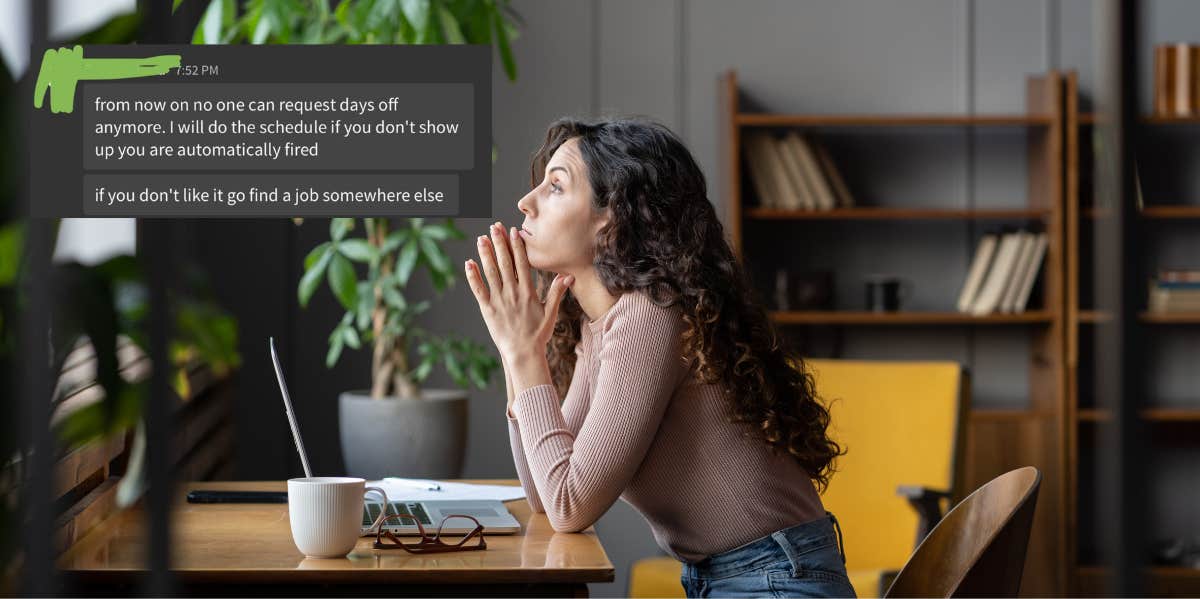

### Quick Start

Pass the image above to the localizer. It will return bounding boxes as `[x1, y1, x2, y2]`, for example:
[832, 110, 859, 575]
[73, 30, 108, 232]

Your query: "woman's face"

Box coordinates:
[517, 137, 609, 272]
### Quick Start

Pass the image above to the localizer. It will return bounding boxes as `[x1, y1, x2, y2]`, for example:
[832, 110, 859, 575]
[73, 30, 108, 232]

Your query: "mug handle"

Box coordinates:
[900, 279, 914, 303]
[364, 486, 390, 534]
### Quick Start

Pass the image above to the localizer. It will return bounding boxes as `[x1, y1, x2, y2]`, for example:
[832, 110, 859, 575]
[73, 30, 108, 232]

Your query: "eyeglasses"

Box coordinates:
[372, 513, 488, 554]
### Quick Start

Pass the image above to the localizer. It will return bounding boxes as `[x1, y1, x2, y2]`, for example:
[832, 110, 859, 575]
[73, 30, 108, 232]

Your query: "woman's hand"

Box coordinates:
[465, 221, 574, 363]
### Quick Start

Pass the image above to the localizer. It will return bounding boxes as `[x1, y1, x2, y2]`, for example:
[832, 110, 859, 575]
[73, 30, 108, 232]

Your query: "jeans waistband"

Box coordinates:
[682, 511, 846, 580]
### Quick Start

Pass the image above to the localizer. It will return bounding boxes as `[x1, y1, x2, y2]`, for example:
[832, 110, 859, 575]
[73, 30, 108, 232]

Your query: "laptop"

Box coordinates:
[269, 337, 521, 536]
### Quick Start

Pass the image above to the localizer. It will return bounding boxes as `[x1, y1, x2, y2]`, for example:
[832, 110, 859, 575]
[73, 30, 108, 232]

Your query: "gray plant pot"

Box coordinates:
[338, 389, 468, 480]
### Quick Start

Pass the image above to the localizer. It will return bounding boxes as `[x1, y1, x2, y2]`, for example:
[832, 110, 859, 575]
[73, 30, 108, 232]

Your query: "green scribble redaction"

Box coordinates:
[33, 45, 181, 114]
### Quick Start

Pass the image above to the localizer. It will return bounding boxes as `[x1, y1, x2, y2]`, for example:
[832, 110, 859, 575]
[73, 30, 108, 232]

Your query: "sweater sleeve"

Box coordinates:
[506, 415, 545, 513]
[506, 329, 592, 515]
[511, 295, 688, 533]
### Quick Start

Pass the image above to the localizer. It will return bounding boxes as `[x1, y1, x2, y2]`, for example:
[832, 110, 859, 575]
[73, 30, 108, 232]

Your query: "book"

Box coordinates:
[811, 140, 855, 208]
[743, 133, 780, 208]
[774, 135, 817, 210]
[999, 231, 1035, 313]
[1159, 269, 1200, 283]
[1149, 285, 1200, 312]
[970, 231, 1024, 315]
[759, 133, 804, 210]
[1011, 233, 1048, 313]
[788, 133, 837, 211]
[956, 232, 999, 313]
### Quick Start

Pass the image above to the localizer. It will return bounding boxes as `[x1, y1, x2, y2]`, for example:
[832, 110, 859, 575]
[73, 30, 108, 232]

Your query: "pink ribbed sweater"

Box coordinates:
[507, 290, 826, 563]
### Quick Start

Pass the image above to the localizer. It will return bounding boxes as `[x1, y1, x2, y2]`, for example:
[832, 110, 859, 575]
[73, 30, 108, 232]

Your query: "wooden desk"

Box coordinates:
[57, 480, 614, 596]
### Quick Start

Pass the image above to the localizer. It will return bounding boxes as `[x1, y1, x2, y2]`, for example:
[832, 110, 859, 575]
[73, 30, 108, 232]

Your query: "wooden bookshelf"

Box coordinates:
[745, 207, 1050, 220]
[721, 69, 1067, 596]
[1065, 71, 1200, 596]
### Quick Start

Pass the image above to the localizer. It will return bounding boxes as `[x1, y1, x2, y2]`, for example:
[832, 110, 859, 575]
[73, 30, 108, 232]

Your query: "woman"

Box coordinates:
[464, 117, 854, 598]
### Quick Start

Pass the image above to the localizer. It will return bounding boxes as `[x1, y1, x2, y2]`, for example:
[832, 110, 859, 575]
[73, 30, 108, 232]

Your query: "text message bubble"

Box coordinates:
[29, 44, 491, 217]
[83, 83, 473, 171]
[83, 174, 458, 217]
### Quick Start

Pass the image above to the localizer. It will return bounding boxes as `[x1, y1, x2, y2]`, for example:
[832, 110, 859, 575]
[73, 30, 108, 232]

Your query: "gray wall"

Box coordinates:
[208, 2, 1198, 596]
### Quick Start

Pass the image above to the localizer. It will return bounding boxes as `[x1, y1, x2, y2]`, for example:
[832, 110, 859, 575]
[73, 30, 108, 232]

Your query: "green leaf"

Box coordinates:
[355, 284, 373, 330]
[437, 4, 465, 43]
[342, 325, 361, 349]
[467, 361, 486, 389]
[381, 229, 409, 254]
[492, 6, 517, 81]
[327, 253, 358, 311]
[196, 0, 224, 45]
[383, 285, 406, 310]
[0, 222, 25, 286]
[326, 334, 344, 368]
[396, 238, 419, 285]
[421, 223, 451, 240]
[418, 235, 449, 272]
[173, 0, 186, 14]
[330, 217, 354, 241]
[304, 241, 332, 270]
[338, 239, 375, 262]
[298, 246, 333, 308]
[399, 0, 430, 40]
[445, 351, 464, 383]
[413, 359, 433, 382]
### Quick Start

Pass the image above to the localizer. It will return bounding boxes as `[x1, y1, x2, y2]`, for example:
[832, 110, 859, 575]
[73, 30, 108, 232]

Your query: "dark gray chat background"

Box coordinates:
[29, 44, 491, 217]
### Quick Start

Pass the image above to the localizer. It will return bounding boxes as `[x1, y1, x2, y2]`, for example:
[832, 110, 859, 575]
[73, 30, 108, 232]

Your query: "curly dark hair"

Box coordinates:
[527, 116, 844, 492]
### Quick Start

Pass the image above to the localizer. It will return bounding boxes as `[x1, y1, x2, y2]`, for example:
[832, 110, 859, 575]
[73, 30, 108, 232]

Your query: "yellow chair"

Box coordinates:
[628, 359, 966, 598]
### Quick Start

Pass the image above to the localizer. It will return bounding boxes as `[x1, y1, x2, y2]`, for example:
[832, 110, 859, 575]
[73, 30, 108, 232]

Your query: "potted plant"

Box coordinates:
[180, 0, 524, 479]
[299, 218, 499, 479]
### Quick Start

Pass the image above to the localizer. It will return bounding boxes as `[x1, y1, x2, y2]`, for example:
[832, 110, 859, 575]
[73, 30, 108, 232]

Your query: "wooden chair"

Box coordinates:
[885, 466, 1041, 598]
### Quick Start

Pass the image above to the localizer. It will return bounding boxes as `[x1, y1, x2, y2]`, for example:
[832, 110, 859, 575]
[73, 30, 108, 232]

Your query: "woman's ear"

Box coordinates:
[592, 206, 612, 236]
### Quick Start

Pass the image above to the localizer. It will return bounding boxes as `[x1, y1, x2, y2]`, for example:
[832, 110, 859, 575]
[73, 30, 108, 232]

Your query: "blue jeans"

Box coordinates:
[680, 511, 857, 598]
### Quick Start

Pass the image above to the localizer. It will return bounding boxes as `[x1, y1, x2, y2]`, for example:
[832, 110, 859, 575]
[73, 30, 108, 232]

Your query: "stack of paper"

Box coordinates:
[367, 478, 527, 502]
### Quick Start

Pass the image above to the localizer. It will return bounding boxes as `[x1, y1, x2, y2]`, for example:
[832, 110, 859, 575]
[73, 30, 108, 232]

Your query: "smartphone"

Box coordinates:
[186, 490, 288, 503]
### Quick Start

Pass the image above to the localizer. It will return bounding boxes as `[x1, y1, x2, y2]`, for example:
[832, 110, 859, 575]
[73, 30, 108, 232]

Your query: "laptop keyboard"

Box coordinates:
[363, 501, 433, 527]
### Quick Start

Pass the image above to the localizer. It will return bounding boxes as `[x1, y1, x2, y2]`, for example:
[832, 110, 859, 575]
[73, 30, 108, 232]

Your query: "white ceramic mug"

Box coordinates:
[287, 477, 389, 558]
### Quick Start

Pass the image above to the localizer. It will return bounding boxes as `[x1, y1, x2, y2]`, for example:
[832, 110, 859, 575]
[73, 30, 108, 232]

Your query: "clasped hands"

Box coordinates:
[464, 221, 574, 364]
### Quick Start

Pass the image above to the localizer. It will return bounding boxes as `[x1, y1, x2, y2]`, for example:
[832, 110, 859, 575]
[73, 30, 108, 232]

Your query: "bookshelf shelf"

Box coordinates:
[1077, 408, 1200, 422]
[1076, 311, 1199, 323]
[1140, 311, 1200, 324]
[1078, 113, 1200, 125]
[971, 409, 1055, 421]
[1081, 205, 1200, 219]
[770, 310, 1052, 325]
[1078, 310, 1114, 323]
[1075, 566, 1200, 597]
[745, 207, 1049, 220]
[735, 113, 1052, 127]
[1141, 115, 1200, 125]
[1141, 205, 1200, 219]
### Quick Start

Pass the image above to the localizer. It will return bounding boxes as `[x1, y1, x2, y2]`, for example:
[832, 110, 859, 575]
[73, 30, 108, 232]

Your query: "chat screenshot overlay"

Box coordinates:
[29, 44, 490, 217]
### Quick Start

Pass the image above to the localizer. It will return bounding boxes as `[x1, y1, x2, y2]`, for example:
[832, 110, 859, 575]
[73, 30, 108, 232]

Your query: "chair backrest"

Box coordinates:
[804, 359, 967, 573]
[885, 466, 1041, 598]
